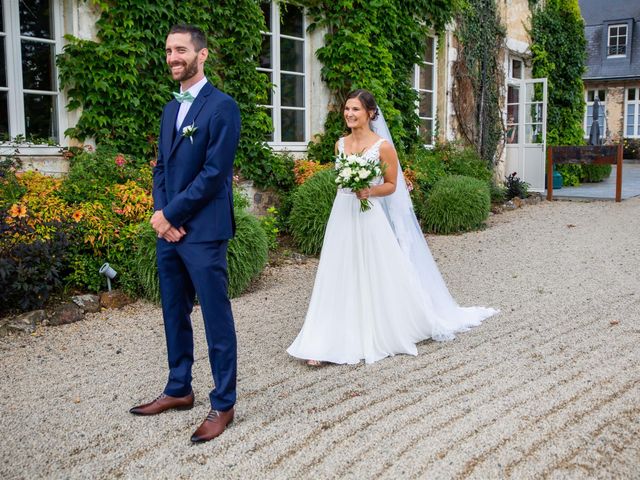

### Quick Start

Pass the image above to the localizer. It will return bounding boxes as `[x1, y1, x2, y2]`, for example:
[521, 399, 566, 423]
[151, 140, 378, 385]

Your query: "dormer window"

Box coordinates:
[607, 24, 627, 57]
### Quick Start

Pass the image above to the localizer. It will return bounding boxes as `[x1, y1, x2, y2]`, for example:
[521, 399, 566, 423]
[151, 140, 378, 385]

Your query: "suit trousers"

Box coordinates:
[156, 239, 237, 411]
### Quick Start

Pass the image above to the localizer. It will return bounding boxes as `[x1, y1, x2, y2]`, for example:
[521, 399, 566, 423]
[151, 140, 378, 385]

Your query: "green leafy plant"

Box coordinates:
[57, 0, 273, 186]
[422, 175, 490, 234]
[623, 138, 640, 159]
[228, 208, 269, 298]
[289, 168, 337, 255]
[504, 172, 530, 200]
[305, 1, 462, 163]
[581, 164, 612, 183]
[260, 206, 280, 252]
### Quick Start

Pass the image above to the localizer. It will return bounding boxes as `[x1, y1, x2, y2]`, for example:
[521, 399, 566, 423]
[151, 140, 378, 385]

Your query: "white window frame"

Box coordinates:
[607, 24, 627, 58]
[583, 89, 607, 140]
[414, 35, 437, 147]
[624, 87, 640, 139]
[1, 0, 67, 148]
[258, 1, 309, 149]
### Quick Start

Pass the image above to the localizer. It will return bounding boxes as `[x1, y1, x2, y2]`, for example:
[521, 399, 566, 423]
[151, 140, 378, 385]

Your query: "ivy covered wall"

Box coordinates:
[58, 0, 273, 179]
[58, 1, 461, 183]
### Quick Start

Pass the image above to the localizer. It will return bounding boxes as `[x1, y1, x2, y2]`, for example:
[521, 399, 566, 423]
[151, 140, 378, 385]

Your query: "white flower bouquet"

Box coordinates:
[334, 152, 384, 212]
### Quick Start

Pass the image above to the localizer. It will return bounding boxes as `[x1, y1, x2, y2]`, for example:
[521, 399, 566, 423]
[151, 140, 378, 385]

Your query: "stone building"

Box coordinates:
[1, 0, 540, 182]
[579, 0, 640, 143]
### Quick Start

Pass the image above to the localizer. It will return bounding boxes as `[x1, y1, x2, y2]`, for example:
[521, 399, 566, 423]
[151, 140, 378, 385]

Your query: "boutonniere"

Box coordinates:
[182, 122, 198, 144]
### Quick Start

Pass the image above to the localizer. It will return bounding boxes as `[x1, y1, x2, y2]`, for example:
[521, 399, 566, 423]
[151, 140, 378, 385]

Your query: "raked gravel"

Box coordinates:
[1, 197, 639, 479]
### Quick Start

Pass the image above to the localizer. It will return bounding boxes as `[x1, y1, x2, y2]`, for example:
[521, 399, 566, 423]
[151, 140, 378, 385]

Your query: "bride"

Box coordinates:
[287, 89, 498, 365]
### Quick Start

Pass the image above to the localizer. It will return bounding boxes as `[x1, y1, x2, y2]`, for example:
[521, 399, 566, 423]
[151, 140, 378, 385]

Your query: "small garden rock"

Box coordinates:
[71, 294, 101, 313]
[48, 303, 84, 326]
[0, 310, 45, 336]
[99, 290, 133, 310]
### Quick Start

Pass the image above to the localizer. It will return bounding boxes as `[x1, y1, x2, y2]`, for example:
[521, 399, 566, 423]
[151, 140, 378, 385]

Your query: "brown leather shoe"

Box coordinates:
[129, 392, 194, 416]
[190, 408, 235, 443]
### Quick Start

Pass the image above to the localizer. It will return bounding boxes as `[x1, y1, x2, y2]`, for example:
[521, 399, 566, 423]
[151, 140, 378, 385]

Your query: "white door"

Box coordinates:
[505, 78, 547, 192]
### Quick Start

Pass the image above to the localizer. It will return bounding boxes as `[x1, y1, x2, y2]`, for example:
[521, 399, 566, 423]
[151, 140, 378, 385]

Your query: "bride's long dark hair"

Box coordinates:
[345, 89, 380, 121]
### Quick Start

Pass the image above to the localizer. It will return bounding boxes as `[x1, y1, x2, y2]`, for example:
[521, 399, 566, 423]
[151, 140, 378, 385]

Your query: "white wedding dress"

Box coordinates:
[287, 136, 497, 365]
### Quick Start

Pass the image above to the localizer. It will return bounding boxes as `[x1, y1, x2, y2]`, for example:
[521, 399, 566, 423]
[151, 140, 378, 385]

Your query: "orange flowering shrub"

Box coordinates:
[293, 159, 331, 185]
[109, 180, 154, 223]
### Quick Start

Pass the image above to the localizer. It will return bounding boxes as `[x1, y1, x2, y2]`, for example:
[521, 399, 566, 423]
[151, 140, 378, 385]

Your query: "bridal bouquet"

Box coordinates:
[334, 152, 384, 212]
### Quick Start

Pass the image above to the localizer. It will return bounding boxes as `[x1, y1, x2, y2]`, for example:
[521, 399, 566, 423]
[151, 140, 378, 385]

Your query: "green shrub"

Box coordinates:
[132, 209, 268, 303]
[438, 144, 492, 183]
[289, 168, 337, 255]
[228, 208, 269, 298]
[581, 164, 612, 183]
[402, 147, 447, 194]
[133, 221, 161, 303]
[422, 175, 490, 234]
[59, 145, 144, 204]
[556, 164, 581, 186]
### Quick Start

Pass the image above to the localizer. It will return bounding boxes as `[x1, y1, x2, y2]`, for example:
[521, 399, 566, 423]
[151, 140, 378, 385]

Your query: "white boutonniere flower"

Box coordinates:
[182, 122, 198, 144]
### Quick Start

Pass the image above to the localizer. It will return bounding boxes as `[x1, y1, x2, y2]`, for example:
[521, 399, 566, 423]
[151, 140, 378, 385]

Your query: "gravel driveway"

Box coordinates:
[1, 198, 639, 479]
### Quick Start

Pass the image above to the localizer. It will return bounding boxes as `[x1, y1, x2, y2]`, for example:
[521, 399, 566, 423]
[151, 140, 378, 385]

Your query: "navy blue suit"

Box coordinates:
[152, 82, 240, 411]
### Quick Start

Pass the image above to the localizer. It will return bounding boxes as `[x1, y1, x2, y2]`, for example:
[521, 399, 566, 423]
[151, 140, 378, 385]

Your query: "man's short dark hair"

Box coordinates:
[169, 24, 207, 51]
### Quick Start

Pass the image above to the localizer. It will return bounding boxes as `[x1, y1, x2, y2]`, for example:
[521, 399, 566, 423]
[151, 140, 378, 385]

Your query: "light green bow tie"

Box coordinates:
[173, 91, 195, 103]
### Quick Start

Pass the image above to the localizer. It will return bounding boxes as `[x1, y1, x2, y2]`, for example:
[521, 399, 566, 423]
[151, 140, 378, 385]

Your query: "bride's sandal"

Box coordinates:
[306, 359, 323, 367]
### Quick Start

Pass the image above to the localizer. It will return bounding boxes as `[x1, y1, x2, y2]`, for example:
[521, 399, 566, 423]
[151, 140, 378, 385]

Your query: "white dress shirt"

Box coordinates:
[176, 76, 208, 131]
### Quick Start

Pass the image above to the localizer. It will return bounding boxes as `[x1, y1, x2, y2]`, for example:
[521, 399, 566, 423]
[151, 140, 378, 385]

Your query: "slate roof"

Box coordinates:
[579, 0, 640, 81]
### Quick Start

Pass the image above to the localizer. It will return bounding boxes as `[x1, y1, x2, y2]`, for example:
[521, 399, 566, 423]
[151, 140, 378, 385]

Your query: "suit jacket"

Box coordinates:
[152, 82, 241, 243]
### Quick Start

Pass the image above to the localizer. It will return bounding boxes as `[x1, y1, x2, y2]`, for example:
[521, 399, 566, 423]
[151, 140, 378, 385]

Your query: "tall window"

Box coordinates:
[584, 89, 607, 140]
[258, 2, 307, 144]
[414, 36, 436, 145]
[607, 24, 627, 57]
[1, 0, 61, 143]
[625, 88, 640, 138]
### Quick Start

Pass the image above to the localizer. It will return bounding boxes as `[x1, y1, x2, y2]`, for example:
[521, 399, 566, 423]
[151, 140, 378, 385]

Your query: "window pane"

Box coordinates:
[0, 37, 6, 87]
[506, 125, 518, 144]
[628, 89, 636, 101]
[512, 59, 522, 79]
[419, 91, 433, 118]
[0, 3, 4, 33]
[281, 74, 304, 108]
[508, 85, 519, 104]
[587, 90, 594, 102]
[419, 119, 433, 144]
[424, 37, 434, 64]
[598, 90, 606, 101]
[507, 104, 519, 124]
[261, 2, 271, 32]
[0, 92, 8, 138]
[24, 93, 58, 141]
[419, 64, 432, 90]
[526, 124, 542, 144]
[281, 5, 304, 38]
[20, 0, 53, 39]
[526, 103, 542, 124]
[627, 124, 634, 136]
[281, 109, 304, 142]
[280, 38, 303, 72]
[259, 34, 272, 69]
[22, 40, 56, 91]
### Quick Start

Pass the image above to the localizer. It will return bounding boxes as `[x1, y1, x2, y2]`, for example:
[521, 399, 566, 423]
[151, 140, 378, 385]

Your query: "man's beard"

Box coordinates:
[171, 56, 199, 82]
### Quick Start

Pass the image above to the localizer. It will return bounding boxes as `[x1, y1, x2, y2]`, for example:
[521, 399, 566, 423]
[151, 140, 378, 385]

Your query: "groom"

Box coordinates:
[129, 24, 240, 444]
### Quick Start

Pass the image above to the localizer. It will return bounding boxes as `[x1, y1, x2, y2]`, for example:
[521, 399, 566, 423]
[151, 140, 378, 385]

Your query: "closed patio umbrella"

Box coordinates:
[589, 97, 602, 146]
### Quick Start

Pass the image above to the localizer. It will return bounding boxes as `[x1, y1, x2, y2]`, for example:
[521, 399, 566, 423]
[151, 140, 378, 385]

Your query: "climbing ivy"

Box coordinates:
[451, 0, 505, 167]
[57, 0, 273, 178]
[529, 0, 586, 146]
[304, 0, 462, 163]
